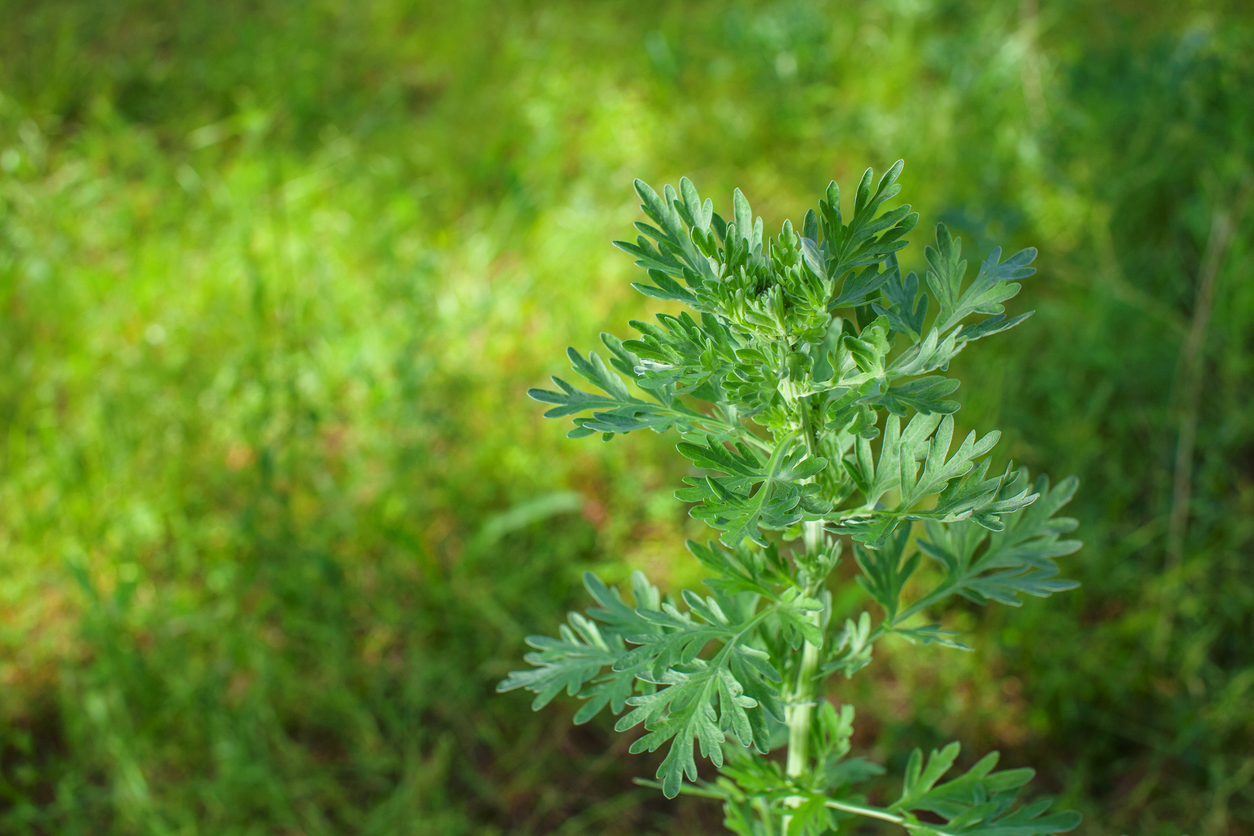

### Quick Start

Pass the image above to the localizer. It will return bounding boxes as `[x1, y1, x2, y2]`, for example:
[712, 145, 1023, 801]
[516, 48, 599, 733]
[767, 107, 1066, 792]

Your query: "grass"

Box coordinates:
[0, 1, 1251, 833]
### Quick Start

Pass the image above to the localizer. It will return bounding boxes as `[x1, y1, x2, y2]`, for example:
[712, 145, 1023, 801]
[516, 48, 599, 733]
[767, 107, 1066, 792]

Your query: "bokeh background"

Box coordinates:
[0, 1, 1251, 834]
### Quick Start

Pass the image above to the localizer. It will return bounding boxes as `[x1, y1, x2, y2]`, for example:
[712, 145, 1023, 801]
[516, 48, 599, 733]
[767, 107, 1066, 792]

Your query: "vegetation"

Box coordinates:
[501, 163, 1086, 835]
[0, 1, 1250, 834]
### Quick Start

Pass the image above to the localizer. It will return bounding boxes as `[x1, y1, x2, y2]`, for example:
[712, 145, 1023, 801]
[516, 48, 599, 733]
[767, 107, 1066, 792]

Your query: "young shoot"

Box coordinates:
[499, 162, 1083, 836]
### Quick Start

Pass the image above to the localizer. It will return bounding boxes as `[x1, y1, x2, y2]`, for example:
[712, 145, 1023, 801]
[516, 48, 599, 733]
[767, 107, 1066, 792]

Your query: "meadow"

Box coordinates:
[0, 1, 1251, 834]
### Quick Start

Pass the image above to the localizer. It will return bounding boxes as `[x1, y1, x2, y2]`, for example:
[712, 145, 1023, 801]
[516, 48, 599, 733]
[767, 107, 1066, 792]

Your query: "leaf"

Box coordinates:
[961, 310, 1034, 341]
[808, 702, 887, 797]
[727, 648, 785, 754]
[584, 570, 663, 635]
[917, 471, 1082, 608]
[623, 310, 741, 396]
[899, 415, 1000, 508]
[926, 223, 1037, 334]
[677, 176, 714, 232]
[775, 588, 824, 648]
[529, 346, 681, 437]
[530, 338, 754, 441]
[820, 612, 873, 679]
[501, 569, 789, 793]
[837, 413, 1022, 549]
[731, 187, 764, 252]
[888, 326, 966, 378]
[499, 572, 667, 724]
[613, 233, 690, 279]
[829, 263, 892, 309]
[496, 612, 623, 712]
[878, 375, 961, 416]
[822, 756, 885, 789]
[819, 161, 920, 291]
[811, 700, 855, 767]
[926, 460, 1038, 532]
[846, 411, 931, 507]
[873, 256, 929, 337]
[897, 743, 962, 811]
[677, 435, 763, 477]
[854, 524, 917, 621]
[688, 539, 792, 599]
[632, 268, 698, 303]
[614, 590, 784, 798]
[895, 624, 972, 651]
[615, 591, 735, 677]
[784, 794, 837, 836]
[620, 666, 736, 798]
[800, 236, 828, 280]
[677, 435, 830, 547]
[923, 224, 966, 331]
[628, 179, 713, 280]
[891, 743, 1082, 835]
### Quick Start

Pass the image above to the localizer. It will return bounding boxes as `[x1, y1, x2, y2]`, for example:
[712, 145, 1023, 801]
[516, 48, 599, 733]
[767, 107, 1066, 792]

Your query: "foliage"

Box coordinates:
[0, 1, 1250, 835]
[501, 168, 1084, 833]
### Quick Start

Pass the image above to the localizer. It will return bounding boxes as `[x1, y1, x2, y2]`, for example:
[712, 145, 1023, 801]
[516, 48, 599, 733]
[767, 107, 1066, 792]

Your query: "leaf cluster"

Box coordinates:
[504, 165, 1084, 834]
[498, 563, 821, 798]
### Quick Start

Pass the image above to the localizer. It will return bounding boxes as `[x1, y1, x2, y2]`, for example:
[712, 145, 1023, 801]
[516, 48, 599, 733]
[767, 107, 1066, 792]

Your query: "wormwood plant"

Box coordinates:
[499, 162, 1084, 835]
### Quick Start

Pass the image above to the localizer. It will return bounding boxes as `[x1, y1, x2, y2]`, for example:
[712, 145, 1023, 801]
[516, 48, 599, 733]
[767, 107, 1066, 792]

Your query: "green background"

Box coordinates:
[0, 1, 1250, 833]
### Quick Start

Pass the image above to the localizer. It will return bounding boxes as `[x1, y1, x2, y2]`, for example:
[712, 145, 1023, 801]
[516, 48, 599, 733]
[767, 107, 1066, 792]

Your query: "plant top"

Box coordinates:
[500, 162, 1083, 836]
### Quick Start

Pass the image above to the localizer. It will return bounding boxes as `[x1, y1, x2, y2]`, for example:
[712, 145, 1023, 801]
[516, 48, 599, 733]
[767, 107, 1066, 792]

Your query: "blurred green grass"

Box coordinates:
[0, 1, 1250, 834]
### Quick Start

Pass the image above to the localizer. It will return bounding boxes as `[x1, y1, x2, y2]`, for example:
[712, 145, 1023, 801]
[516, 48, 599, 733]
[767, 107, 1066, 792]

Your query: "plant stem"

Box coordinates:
[821, 798, 959, 836]
[823, 798, 902, 824]
[781, 534, 823, 831]
[784, 594, 822, 772]
[783, 399, 826, 828]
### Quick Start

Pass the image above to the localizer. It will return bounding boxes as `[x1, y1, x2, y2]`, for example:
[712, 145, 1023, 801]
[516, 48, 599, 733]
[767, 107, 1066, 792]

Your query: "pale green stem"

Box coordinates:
[822, 799, 958, 836]
[782, 399, 826, 830]
[783, 589, 822, 769]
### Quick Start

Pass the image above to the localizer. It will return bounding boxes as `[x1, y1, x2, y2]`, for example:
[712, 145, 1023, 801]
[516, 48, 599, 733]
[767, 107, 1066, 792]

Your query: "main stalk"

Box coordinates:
[782, 398, 828, 825]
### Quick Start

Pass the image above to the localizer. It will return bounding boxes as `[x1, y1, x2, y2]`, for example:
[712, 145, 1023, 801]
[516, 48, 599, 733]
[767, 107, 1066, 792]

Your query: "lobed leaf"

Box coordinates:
[678, 435, 830, 547]
[926, 223, 1036, 335]
[917, 471, 1081, 607]
[891, 743, 1081, 835]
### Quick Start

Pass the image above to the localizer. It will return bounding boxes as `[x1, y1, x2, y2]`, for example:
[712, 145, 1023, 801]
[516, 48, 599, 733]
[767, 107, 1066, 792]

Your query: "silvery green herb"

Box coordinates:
[499, 162, 1083, 835]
